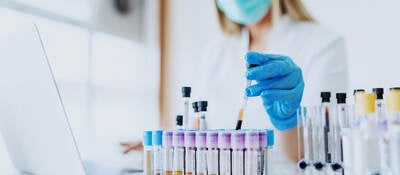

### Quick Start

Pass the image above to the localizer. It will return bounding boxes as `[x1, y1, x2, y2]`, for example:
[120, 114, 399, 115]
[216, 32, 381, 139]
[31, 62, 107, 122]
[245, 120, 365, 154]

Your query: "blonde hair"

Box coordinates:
[216, 0, 315, 35]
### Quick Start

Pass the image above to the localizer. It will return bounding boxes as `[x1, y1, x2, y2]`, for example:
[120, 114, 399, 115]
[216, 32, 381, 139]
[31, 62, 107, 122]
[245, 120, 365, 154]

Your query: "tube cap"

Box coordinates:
[207, 131, 219, 148]
[142, 131, 152, 146]
[176, 115, 183, 126]
[231, 131, 245, 150]
[355, 93, 376, 115]
[336, 93, 347, 104]
[172, 131, 185, 147]
[218, 131, 231, 149]
[197, 101, 208, 112]
[259, 130, 267, 147]
[387, 90, 400, 112]
[162, 131, 173, 147]
[353, 89, 365, 95]
[195, 131, 207, 148]
[373, 88, 384, 100]
[192, 102, 199, 113]
[245, 131, 259, 149]
[152, 130, 163, 146]
[184, 131, 196, 148]
[321, 92, 331, 103]
[390, 87, 400, 91]
[267, 129, 274, 146]
[182, 87, 191, 98]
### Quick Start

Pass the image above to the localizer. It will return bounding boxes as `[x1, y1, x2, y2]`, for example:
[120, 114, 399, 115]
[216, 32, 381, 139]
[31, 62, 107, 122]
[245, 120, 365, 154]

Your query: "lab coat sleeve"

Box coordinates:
[302, 36, 349, 106]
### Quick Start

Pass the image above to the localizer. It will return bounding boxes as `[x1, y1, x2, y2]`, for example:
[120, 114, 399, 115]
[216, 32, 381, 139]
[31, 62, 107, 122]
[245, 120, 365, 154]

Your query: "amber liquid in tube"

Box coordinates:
[165, 171, 173, 175]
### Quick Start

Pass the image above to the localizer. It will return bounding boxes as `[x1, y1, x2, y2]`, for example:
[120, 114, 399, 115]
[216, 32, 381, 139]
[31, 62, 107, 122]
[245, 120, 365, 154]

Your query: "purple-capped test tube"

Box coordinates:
[219, 131, 232, 175]
[162, 131, 173, 175]
[196, 131, 207, 175]
[185, 131, 196, 175]
[259, 131, 267, 175]
[172, 131, 185, 175]
[207, 131, 219, 175]
[245, 131, 262, 175]
[232, 131, 245, 175]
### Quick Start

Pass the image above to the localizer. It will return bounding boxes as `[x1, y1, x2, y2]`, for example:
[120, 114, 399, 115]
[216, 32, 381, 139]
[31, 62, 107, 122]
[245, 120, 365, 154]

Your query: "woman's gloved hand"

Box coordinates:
[245, 52, 304, 131]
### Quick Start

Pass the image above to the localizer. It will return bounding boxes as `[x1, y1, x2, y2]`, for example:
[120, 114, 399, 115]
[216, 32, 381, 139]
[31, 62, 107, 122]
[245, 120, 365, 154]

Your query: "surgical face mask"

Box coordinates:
[216, 0, 272, 25]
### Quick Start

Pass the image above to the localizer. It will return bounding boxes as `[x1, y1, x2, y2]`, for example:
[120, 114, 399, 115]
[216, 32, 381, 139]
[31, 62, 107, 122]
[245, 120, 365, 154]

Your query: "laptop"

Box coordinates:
[0, 22, 89, 175]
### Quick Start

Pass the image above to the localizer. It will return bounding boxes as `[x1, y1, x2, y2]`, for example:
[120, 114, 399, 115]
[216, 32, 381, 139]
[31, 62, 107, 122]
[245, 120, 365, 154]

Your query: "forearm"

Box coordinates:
[279, 126, 299, 163]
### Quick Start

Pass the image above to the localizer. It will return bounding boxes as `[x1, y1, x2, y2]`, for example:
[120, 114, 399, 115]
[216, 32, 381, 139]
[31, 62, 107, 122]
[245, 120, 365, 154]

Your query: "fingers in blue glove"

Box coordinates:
[245, 52, 296, 81]
[245, 69, 302, 97]
[245, 52, 289, 65]
[261, 81, 304, 105]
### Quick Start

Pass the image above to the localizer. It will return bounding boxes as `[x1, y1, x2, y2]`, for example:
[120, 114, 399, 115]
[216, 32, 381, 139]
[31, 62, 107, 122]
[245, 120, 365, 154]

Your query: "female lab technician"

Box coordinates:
[192, 0, 348, 173]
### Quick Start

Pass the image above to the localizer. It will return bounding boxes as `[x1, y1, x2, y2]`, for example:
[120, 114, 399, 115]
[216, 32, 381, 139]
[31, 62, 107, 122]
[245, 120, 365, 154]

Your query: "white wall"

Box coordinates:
[167, 0, 400, 117]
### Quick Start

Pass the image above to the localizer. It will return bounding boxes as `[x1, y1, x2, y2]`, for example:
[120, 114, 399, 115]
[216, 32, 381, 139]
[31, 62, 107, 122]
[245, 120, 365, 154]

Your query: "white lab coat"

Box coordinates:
[191, 15, 349, 174]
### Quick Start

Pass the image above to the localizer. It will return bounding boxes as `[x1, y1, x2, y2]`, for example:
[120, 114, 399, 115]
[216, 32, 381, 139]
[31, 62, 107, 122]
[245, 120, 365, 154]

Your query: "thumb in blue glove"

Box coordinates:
[245, 52, 304, 131]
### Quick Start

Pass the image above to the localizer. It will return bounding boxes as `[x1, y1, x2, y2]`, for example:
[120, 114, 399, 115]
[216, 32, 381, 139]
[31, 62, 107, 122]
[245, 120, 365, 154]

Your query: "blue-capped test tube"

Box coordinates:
[263, 129, 274, 175]
[143, 131, 153, 175]
[153, 130, 163, 175]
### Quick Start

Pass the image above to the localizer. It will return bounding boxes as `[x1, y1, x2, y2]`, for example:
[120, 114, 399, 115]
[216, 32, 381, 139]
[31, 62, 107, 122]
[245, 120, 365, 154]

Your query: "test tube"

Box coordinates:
[235, 64, 258, 130]
[143, 131, 153, 175]
[197, 101, 208, 130]
[310, 106, 326, 172]
[245, 130, 262, 175]
[321, 92, 332, 164]
[259, 131, 267, 175]
[182, 87, 191, 129]
[330, 93, 346, 173]
[353, 92, 381, 175]
[264, 129, 274, 175]
[153, 130, 163, 175]
[173, 131, 185, 175]
[184, 131, 196, 175]
[297, 107, 309, 171]
[207, 131, 219, 175]
[387, 88, 400, 174]
[192, 102, 200, 130]
[219, 131, 232, 175]
[196, 131, 207, 175]
[163, 131, 174, 175]
[232, 131, 245, 175]
[373, 88, 391, 174]
[176, 115, 184, 130]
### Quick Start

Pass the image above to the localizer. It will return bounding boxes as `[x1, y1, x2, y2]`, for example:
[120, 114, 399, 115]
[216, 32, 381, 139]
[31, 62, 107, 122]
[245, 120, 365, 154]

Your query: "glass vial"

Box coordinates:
[219, 131, 232, 175]
[153, 130, 163, 175]
[264, 129, 274, 175]
[163, 131, 174, 175]
[196, 131, 208, 175]
[181, 87, 191, 129]
[232, 131, 245, 175]
[143, 131, 153, 175]
[207, 131, 219, 175]
[173, 131, 185, 175]
[245, 131, 262, 175]
[184, 131, 196, 175]
[197, 101, 208, 130]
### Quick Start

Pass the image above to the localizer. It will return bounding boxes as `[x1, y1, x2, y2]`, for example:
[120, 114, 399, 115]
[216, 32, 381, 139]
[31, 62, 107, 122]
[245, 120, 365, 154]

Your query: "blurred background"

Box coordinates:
[0, 0, 400, 174]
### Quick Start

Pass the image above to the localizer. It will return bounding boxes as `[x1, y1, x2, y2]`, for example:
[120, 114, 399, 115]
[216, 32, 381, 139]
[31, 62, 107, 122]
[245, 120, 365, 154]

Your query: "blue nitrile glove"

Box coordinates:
[245, 52, 304, 131]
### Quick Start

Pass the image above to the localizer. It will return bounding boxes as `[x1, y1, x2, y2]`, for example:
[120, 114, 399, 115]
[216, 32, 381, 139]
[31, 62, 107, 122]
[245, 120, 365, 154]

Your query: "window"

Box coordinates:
[0, 0, 159, 168]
